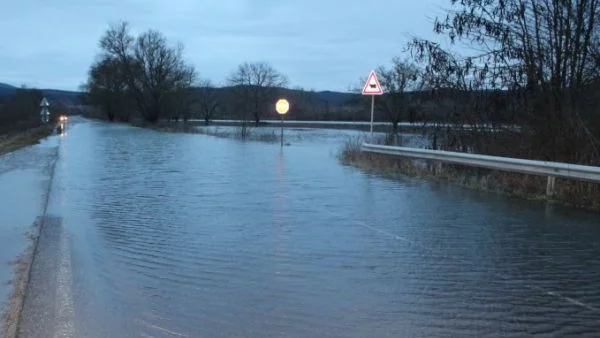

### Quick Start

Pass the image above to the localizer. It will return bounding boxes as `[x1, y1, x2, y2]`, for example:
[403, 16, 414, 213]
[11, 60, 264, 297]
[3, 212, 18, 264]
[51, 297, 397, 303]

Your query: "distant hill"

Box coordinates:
[0, 82, 360, 119]
[42, 89, 83, 104]
[0, 82, 83, 105]
[315, 91, 358, 106]
[205, 86, 362, 120]
[206, 86, 358, 106]
[0, 83, 15, 89]
[0, 83, 16, 98]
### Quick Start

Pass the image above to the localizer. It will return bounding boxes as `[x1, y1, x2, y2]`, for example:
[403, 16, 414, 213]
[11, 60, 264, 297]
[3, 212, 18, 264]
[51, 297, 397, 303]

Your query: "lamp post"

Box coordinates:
[275, 99, 290, 147]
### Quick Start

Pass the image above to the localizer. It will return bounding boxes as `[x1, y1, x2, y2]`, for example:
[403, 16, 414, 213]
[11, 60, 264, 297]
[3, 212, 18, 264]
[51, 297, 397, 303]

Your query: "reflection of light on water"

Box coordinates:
[274, 151, 288, 263]
[272, 151, 291, 320]
[58, 123, 68, 136]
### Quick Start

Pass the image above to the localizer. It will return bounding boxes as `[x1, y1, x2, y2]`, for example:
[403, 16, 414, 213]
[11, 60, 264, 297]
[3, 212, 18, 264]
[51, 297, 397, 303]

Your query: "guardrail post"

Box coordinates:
[546, 176, 556, 197]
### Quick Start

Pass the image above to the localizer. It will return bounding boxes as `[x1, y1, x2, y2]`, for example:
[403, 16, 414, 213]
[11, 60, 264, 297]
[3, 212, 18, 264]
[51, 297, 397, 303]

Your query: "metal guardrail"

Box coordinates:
[361, 143, 600, 184]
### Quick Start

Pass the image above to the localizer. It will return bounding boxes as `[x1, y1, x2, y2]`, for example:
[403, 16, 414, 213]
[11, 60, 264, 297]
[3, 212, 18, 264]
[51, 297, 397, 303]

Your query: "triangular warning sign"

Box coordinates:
[362, 71, 383, 95]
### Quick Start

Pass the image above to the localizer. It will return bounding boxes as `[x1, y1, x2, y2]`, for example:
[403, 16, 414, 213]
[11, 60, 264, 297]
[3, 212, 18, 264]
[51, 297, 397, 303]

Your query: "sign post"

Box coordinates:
[361, 71, 384, 143]
[39, 97, 50, 124]
[275, 99, 290, 147]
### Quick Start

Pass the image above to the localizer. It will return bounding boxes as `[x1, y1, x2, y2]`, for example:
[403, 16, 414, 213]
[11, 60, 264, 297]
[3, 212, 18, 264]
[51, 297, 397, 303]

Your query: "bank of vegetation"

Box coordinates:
[0, 124, 56, 157]
[340, 134, 600, 211]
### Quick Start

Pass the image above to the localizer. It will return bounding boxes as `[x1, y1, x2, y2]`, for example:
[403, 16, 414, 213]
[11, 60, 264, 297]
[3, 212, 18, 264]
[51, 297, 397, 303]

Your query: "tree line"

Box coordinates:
[82, 22, 293, 125]
[82, 22, 383, 126]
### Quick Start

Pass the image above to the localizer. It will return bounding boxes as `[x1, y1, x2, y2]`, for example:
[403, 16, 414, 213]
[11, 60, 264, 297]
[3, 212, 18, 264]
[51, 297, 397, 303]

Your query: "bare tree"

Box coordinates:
[195, 79, 220, 124]
[132, 30, 196, 122]
[82, 57, 132, 121]
[98, 22, 137, 107]
[87, 21, 196, 123]
[408, 0, 600, 163]
[375, 58, 422, 133]
[166, 87, 196, 122]
[226, 62, 288, 125]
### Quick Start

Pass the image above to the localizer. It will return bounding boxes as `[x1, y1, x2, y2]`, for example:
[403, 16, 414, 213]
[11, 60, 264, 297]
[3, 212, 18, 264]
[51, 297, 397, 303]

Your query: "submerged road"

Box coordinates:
[17, 117, 600, 337]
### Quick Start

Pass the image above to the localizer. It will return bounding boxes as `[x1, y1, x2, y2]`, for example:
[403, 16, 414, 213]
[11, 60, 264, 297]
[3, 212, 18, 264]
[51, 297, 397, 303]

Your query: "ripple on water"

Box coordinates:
[53, 121, 600, 338]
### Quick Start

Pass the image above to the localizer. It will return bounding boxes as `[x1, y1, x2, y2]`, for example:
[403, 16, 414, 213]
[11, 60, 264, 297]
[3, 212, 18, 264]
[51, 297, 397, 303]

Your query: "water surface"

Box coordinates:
[44, 119, 600, 337]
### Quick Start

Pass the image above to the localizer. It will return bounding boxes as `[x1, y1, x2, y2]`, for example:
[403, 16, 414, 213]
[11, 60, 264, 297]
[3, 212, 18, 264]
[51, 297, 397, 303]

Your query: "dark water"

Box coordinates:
[46, 119, 600, 337]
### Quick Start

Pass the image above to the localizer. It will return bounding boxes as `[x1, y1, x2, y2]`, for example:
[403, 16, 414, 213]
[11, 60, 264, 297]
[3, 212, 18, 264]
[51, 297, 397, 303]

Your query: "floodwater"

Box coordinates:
[194, 125, 430, 147]
[23, 118, 600, 337]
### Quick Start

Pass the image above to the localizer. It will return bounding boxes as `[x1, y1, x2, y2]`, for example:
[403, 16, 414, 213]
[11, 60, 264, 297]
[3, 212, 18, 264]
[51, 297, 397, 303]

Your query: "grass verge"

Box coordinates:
[339, 137, 600, 212]
[0, 124, 56, 157]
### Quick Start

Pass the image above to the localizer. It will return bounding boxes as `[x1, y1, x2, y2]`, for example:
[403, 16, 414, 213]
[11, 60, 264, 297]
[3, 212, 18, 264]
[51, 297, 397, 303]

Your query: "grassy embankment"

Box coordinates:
[0, 124, 56, 157]
[339, 135, 600, 212]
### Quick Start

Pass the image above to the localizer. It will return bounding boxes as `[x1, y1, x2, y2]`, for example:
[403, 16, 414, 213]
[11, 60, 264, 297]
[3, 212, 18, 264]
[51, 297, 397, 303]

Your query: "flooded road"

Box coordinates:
[0, 135, 57, 320]
[20, 118, 600, 337]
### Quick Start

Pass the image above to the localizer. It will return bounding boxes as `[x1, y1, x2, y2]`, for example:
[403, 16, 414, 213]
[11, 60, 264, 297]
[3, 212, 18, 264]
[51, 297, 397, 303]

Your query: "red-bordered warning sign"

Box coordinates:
[362, 71, 384, 95]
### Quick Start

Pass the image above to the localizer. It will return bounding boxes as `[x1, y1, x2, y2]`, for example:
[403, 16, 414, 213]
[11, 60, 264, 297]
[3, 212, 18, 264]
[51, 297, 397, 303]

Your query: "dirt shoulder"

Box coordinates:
[0, 125, 56, 157]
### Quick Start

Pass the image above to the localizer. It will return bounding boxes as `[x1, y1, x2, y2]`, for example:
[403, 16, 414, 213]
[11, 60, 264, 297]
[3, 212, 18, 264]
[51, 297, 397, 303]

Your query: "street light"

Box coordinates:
[275, 99, 289, 147]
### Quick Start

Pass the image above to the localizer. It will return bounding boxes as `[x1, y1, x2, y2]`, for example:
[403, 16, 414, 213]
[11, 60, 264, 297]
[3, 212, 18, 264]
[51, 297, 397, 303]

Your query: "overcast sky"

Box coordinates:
[0, 0, 450, 92]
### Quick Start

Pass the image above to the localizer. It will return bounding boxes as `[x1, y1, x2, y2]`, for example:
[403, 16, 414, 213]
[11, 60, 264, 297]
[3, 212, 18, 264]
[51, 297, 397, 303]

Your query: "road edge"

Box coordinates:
[1, 142, 59, 338]
[0, 124, 56, 158]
